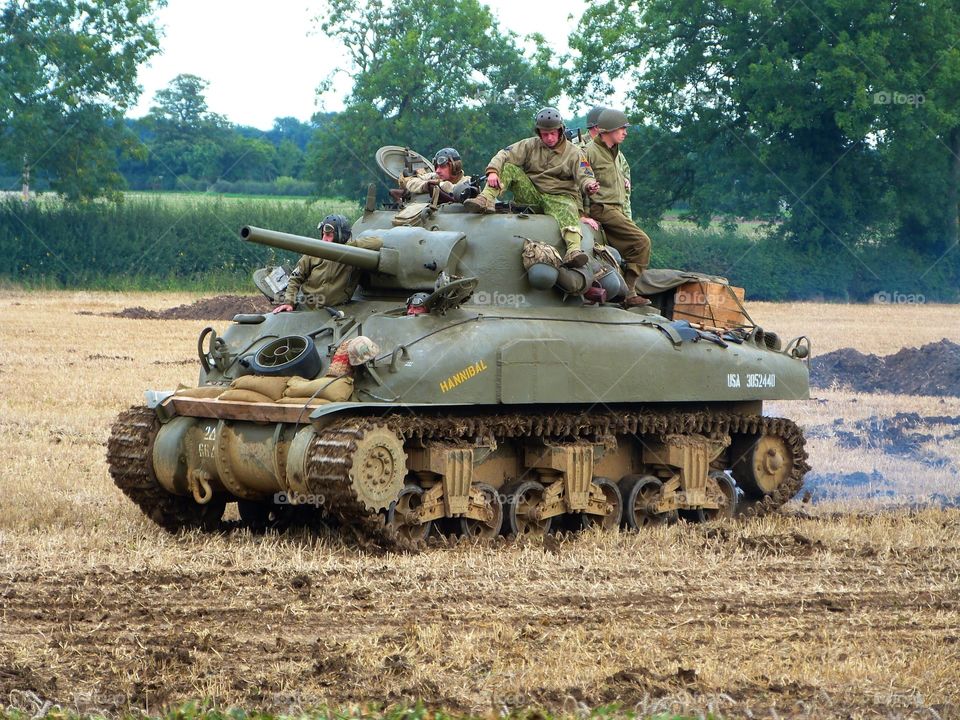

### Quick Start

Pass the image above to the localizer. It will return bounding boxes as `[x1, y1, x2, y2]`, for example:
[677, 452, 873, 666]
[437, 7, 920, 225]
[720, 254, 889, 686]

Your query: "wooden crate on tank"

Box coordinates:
[672, 280, 748, 328]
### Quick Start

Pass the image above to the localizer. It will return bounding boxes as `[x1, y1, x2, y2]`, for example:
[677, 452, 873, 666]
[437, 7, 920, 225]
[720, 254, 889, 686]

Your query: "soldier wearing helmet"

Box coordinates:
[401, 147, 472, 199]
[583, 108, 652, 307]
[272, 214, 384, 313]
[465, 107, 600, 268]
[577, 105, 633, 220]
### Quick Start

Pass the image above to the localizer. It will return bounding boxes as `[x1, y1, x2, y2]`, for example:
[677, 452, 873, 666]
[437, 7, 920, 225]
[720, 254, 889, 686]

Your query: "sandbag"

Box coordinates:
[218, 389, 274, 403]
[284, 375, 354, 402]
[174, 386, 226, 399]
[274, 396, 332, 406]
[231, 374, 290, 401]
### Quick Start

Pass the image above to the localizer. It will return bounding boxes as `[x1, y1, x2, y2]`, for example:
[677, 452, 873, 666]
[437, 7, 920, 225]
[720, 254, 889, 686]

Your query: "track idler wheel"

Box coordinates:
[619, 475, 676, 529]
[502, 480, 551, 537]
[581, 477, 623, 530]
[386, 483, 432, 543]
[731, 434, 794, 499]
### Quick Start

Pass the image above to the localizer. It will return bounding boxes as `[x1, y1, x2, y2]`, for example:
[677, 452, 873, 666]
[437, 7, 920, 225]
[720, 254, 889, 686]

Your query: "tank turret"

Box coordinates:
[107, 148, 811, 550]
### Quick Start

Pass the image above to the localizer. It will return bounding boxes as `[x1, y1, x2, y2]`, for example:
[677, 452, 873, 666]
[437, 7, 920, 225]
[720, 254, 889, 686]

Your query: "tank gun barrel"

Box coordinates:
[240, 225, 381, 271]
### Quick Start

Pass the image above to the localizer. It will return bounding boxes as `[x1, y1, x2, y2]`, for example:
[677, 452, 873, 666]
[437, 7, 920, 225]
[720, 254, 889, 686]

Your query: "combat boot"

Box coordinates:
[464, 194, 496, 214]
[623, 294, 651, 307]
[562, 249, 589, 268]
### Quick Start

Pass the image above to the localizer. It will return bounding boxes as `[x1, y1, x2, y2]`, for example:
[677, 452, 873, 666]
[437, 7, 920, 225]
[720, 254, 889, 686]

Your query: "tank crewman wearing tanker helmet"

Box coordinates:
[401, 147, 472, 198]
[272, 214, 383, 313]
[578, 105, 633, 220]
[465, 107, 600, 268]
[584, 109, 652, 307]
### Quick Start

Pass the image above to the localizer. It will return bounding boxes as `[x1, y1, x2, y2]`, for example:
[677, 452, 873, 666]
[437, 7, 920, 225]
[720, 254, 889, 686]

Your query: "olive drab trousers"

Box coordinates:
[588, 202, 651, 275]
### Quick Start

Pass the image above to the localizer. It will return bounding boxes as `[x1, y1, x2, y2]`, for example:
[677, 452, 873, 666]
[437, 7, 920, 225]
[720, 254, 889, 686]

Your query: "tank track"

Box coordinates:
[107, 406, 226, 532]
[304, 409, 810, 551]
[107, 406, 807, 549]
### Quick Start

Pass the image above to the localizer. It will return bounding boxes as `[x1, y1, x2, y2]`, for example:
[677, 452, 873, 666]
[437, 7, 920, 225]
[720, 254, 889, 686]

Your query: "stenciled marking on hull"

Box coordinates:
[727, 372, 776, 389]
[440, 359, 489, 393]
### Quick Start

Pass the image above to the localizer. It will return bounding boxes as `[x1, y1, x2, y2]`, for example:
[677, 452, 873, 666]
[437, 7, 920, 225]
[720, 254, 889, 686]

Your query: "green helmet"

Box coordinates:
[586, 105, 606, 129]
[597, 108, 629, 133]
[317, 214, 352, 244]
[534, 107, 565, 136]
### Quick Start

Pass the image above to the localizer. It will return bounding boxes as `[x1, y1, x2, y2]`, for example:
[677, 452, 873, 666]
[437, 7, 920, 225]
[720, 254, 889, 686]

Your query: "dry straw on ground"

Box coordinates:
[0, 291, 958, 719]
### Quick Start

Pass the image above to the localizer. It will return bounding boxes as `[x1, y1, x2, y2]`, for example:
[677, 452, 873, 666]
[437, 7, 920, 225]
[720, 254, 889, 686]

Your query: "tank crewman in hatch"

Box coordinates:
[272, 214, 383, 313]
[465, 107, 600, 268]
[584, 109, 652, 307]
[577, 105, 633, 220]
[401, 147, 473, 200]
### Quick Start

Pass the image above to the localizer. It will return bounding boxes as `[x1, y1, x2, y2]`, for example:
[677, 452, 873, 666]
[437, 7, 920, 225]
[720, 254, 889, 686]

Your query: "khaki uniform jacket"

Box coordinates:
[284, 236, 384, 307]
[579, 136, 631, 215]
[486, 136, 594, 204]
[402, 170, 470, 195]
[584, 139, 627, 210]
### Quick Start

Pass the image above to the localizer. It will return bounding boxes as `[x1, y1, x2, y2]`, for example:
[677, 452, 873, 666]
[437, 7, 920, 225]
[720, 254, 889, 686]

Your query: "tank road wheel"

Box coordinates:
[107, 406, 226, 533]
[620, 475, 676, 529]
[459, 483, 504, 540]
[694, 472, 738, 522]
[386, 484, 432, 543]
[731, 434, 794, 500]
[348, 425, 408, 513]
[503, 480, 551, 537]
[581, 477, 623, 531]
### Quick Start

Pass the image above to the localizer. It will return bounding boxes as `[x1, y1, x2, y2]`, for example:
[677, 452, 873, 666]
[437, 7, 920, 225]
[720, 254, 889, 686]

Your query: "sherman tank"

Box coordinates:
[107, 153, 811, 550]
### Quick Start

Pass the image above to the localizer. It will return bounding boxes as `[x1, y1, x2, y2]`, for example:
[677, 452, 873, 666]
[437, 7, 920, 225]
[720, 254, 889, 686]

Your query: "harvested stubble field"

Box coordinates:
[1, 291, 959, 720]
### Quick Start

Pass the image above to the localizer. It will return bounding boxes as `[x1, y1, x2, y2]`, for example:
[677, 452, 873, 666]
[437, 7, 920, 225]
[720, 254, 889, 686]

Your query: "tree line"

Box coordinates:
[2, 0, 958, 295]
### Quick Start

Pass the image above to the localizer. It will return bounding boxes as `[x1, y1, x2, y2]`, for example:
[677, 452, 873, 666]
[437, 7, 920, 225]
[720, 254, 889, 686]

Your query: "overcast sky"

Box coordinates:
[131, 0, 594, 129]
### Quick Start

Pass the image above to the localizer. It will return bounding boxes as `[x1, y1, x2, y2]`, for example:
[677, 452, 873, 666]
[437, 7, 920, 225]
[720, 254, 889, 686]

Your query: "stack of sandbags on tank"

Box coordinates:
[173, 385, 228, 398]
[278, 336, 379, 406]
[219, 375, 290, 403]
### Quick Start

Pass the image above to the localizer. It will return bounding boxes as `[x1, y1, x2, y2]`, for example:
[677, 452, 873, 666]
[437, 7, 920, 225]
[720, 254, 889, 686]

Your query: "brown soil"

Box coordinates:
[811, 338, 960, 396]
[2, 515, 958, 719]
[111, 295, 272, 321]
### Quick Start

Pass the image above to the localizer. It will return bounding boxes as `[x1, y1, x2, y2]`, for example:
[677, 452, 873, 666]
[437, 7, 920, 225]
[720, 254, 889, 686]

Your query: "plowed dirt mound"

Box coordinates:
[811, 338, 960, 396]
[112, 295, 272, 320]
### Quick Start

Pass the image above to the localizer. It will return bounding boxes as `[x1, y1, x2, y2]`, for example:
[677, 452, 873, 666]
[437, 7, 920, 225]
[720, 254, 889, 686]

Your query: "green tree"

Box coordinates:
[144, 74, 230, 185]
[0, 0, 163, 200]
[306, 0, 561, 199]
[571, 0, 960, 261]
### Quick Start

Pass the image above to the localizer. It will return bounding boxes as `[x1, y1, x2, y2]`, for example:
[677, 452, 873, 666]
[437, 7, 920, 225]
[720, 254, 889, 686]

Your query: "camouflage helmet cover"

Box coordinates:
[597, 108, 629, 133]
[586, 105, 606, 129]
[318, 214, 352, 244]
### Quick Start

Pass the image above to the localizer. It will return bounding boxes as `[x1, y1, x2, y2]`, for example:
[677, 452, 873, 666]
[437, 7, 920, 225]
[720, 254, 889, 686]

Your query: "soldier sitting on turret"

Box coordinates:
[583, 109, 652, 307]
[272, 214, 383, 313]
[398, 147, 474, 202]
[464, 107, 600, 268]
